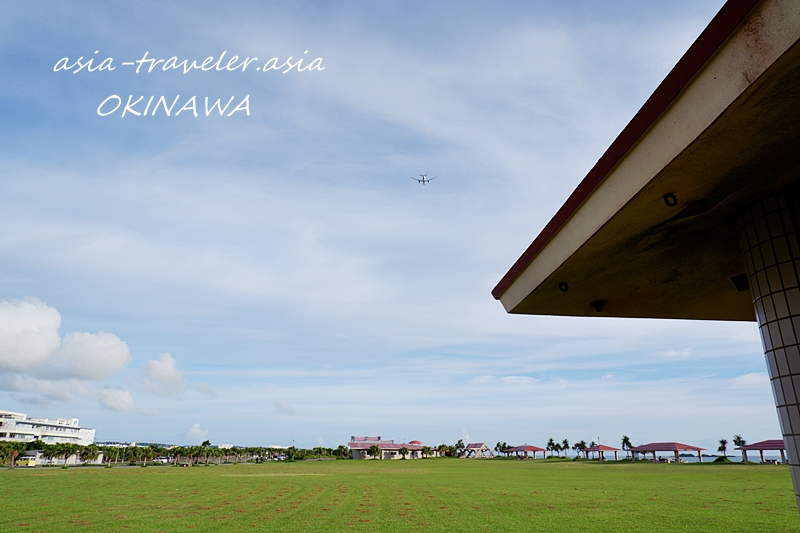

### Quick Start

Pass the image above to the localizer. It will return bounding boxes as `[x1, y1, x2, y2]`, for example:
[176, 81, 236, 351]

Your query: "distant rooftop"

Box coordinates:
[350, 436, 383, 442]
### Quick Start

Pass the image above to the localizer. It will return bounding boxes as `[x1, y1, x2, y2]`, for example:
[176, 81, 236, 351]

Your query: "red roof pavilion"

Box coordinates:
[735, 439, 786, 463]
[505, 444, 546, 459]
[584, 444, 622, 461]
[630, 442, 706, 462]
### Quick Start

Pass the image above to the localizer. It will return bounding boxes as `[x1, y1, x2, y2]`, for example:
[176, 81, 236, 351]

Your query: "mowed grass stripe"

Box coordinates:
[2, 459, 799, 532]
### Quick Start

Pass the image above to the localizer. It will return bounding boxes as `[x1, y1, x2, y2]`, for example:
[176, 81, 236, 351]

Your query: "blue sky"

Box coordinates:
[0, 0, 777, 450]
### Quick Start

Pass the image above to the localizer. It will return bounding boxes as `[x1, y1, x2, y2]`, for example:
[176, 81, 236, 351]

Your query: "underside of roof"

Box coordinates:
[494, 0, 800, 321]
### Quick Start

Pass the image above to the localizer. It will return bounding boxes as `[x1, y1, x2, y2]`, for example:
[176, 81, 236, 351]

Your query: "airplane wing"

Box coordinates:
[428, 176, 437, 181]
[410, 177, 421, 182]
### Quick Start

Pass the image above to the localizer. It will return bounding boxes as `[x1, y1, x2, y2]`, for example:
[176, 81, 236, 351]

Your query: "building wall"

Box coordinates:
[350, 447, 428, 460]
[0, 410, 95, 445]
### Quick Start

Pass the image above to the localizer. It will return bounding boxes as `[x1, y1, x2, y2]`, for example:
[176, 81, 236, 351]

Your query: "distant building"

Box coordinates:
[0, 410, 95, 446]
[348, 436, 432, 460]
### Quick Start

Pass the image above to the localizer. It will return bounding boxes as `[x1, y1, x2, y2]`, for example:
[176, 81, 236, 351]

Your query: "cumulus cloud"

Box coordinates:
[0, 297, 130, 379]
[97, 388, 136, 412]
[0, 297, 135, 409]
[0, 297, 61, 371]
[194, 382, 217, 397]
[187, 422, 209, 443]
[142, 352, 187, 397]
[56, 331, 131, 380]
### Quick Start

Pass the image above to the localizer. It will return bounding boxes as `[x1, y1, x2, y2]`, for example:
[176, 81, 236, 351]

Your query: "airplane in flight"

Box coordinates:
[410, 174, 437, 184]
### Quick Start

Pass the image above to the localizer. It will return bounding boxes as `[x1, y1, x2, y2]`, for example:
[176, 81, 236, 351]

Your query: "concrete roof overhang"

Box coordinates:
[493, 0, 800, 321]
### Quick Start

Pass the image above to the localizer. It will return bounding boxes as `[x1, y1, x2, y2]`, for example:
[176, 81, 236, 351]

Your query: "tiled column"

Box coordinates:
[736, 192, 800, 508]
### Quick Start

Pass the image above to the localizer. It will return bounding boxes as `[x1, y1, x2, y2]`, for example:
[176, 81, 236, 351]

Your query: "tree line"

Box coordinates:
[1, 433, 754, 467]
[0, 439, 354, 467]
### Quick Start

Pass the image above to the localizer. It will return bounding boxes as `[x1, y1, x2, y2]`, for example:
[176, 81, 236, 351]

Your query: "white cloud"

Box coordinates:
[194, 382, 216, 397]
[56, 331, 131, 380]
[0, 296, 131, 380]
[0, 297, 61, 372]
[97, 388, 135, 412]
[142, 353, 187, 397]
[0, 374, 87, 403]
[0, 297, 134, 407]
[729, 372, 770, 390]
[187, 422, 209, 443]
[274, 400, 295, 415]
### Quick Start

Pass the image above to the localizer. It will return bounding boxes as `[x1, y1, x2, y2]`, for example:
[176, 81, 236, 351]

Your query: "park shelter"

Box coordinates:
[585, 444, 621, 461]
[462, 443, 495, 458]
[491, 0, 800, 509]
[629, 442, 705, 463]
[736, 439, 787, 463]
[347, 436, 425, 460]
[505, 444, 546, 459]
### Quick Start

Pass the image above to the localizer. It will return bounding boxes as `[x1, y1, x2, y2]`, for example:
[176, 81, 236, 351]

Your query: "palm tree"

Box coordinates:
[732, 434, 746, 447]
[171, 446, 184, 466]
[574, 440, 588, 459]
[399, 447, 409, 460]
[57, 443, 79, 467]
[335, 445, 350, 459]
[0, 444, 11, 466]
[41, 444, 58, 466]
[126, 445, 142, 466]
[621, 436, 632, 459]
[421, 446, 431, 458]
[141, 445, 155, 467]
[718, 439, 728, 458]
[571, 441, 583, 459]
[546, 438, 556, 457]
[80, 444, 100, 465]
[368, 444, 381, 460]
[562, 439, 569, 458]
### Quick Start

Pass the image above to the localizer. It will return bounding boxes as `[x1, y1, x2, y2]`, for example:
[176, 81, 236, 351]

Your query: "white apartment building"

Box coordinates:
[0, 410, 96, 446]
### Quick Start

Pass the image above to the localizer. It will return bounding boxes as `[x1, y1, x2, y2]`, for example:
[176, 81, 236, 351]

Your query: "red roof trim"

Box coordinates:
[492, 0, 761, 300]
[735, 439, 785, 450]
[348, 442, 423, 451]
[586, 444, 621, 452]
[506, 445, 546, 452]
[629, 442, 706, 452]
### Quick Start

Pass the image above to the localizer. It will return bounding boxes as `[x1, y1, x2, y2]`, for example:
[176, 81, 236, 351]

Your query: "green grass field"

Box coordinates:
[3, 459, 799, 532]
